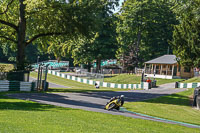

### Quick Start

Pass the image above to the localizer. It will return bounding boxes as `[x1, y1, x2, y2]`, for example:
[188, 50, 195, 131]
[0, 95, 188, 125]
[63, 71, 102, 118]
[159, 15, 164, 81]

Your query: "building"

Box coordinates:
[144, 55, 194, 79]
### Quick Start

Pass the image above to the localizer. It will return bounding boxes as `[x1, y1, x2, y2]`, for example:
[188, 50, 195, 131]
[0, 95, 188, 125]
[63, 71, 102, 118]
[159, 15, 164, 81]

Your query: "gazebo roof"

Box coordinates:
[145, 55, 177, 64]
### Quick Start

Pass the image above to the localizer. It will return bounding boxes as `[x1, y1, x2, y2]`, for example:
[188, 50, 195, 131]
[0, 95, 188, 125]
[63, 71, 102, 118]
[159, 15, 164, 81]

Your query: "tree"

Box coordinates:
[55, 1, 119, 72]
[171, 0, 200, 67]
[0, 42, 16, 62]
[0, 0, 109, 70]
[116, 0, 177, 69]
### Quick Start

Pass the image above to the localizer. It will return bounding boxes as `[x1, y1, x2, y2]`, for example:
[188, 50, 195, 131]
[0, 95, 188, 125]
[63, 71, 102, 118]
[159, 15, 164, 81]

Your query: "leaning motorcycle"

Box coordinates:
[105, 99, 122, 110]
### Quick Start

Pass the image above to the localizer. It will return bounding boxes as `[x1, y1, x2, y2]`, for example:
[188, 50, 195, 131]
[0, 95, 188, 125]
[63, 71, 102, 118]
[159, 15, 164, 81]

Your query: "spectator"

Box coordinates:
[95, 83, 100, 89]
[146, 78, 151, 83]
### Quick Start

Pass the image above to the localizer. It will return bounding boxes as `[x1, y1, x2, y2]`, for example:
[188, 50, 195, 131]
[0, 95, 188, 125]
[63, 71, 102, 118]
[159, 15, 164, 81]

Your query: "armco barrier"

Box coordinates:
[0, 80, 35, 91]
[175, 82, 200, 88]
[48, 70, 150, 90]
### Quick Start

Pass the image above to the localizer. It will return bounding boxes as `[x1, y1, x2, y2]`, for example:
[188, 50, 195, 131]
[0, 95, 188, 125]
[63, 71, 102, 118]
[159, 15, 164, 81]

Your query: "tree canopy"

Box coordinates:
[46, 1, 119, 72]
[171, 0, 200, 67]
[1, 0, 200, 71]
[116, 0, 177, 69]
[0, 0, 116, 70]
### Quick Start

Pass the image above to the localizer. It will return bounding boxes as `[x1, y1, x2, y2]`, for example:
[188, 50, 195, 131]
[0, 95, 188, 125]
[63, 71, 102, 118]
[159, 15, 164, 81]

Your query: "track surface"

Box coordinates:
[7, 83, 200, 128]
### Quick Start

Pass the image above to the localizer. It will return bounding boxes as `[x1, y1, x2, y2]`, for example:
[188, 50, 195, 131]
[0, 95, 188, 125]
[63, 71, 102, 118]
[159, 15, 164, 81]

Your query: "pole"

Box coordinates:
[44, 64, 49, 91]
[37, 64, 41, 90]
[37, 56, 40, 64]
[39, 66, 43, 90]
[141, 71, 144, 82]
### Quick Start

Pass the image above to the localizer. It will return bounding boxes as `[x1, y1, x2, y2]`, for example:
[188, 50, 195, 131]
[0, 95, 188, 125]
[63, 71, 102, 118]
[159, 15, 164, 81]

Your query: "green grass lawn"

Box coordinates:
[155, 78, 184, 85]
[30, 72, 126, 92]
[182, 77, 200, 83]
[0, 92, 199, 133]
[103, 74, 184, 85]
[124, 88, 200, 126]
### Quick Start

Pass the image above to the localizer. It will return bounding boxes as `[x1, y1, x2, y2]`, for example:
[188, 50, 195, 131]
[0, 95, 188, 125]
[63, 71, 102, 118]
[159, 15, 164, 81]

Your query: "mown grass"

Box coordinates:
[0, 92, 199, 133]
[103, 74, 184, 85]
[124, 88, 200, 126]
[182, 77, 200, 83]
[155, 78, 184, 85]
[30, 72, 127, 92]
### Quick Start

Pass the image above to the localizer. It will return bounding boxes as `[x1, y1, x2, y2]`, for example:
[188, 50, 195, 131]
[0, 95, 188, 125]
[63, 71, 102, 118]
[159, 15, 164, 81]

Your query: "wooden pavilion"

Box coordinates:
[144, 55, 194, 79]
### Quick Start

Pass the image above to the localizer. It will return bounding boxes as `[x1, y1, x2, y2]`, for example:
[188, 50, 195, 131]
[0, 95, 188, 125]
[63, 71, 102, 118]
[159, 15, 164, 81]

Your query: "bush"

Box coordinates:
[0, 64, 14, 72]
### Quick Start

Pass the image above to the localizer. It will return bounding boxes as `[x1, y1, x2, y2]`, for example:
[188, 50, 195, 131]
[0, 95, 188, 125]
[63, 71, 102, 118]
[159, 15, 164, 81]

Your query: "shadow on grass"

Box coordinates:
[0, 93, 77, 111]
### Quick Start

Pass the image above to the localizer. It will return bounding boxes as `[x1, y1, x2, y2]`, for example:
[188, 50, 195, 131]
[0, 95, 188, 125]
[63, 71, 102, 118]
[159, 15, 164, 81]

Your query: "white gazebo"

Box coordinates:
[144, 55, 194, 79]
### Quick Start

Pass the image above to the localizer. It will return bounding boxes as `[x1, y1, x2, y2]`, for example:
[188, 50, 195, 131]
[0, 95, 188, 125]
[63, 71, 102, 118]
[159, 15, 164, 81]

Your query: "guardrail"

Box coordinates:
[175, 82, 200, 88]
[0, 80, 35, 91]
[48, 70, 151, 90]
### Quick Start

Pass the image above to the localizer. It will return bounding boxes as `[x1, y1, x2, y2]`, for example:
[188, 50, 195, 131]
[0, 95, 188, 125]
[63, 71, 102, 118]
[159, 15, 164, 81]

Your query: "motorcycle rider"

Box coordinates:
[105, 95, 124, 110]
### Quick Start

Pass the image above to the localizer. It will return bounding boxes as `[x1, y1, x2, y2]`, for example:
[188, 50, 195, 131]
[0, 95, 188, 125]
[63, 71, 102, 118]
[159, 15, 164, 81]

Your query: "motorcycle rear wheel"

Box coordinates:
[108, 103, 116, 110]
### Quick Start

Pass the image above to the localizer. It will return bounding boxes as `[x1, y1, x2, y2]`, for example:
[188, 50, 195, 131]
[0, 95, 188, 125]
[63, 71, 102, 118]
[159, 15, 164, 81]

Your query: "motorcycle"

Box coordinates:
[105, 98, 122, 110]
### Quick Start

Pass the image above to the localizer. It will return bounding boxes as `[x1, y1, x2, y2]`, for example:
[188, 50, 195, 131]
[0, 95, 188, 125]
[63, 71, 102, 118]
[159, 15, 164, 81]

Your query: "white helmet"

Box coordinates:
[120, 95, 124, 98]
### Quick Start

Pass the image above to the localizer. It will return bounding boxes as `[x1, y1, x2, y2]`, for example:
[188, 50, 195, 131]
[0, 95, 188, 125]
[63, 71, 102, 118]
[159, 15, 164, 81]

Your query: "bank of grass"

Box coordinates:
[103, 74, 184, 85]
[30, 72, 125, 92]
[124, 88, 200, 126]
[0, 93, 199, 133]
[155, 78, 184, 85]
[182, 77, 200, 83]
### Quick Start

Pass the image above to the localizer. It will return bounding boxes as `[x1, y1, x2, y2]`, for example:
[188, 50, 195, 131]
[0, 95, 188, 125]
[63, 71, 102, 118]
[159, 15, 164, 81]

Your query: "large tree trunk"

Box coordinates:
[96, 58, 101, 73]
[135, 30, 141, 67]
[17, 0, 26, 70]
[87, 62, 92, 72]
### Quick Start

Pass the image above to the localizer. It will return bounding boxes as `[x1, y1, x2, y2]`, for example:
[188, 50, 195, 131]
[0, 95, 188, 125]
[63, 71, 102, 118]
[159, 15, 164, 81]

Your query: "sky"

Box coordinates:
[114, 0, 124, 13]
[119, 0, 124, 5]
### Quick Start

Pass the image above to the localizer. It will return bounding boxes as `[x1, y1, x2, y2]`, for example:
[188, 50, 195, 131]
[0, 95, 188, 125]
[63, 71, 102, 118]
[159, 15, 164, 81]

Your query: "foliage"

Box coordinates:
[171, 0, 200, 67]
[53, 3, 119, 72]
[116, 0, 177, 68]
[0, 0, 115, 70]
[0, 63, 14, 72]
[0, 42, 16, 62]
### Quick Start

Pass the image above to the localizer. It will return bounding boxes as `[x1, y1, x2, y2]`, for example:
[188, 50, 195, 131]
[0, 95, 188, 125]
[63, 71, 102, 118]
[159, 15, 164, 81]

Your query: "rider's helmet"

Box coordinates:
[120, 95, 124, 98]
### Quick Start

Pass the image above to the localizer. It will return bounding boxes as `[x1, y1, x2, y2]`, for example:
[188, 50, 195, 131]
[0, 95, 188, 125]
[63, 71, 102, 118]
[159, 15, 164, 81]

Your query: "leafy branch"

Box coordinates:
[26, 32, 67, 46]
[0, 0, 15, 15]
[0, 35, 17, 43]
[0, 19, 18, 31]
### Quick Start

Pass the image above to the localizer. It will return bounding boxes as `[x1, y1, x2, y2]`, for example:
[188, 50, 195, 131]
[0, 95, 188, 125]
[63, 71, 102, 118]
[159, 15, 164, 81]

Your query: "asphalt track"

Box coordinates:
[7, 83, 200, 129]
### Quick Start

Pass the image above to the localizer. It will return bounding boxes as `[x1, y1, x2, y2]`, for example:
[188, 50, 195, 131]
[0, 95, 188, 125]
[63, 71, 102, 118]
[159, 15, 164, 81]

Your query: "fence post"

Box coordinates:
[175, 82, 179, 88]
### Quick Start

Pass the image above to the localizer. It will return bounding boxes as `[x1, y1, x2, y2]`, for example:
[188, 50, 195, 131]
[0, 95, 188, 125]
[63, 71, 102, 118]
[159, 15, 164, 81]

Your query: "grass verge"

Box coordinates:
[182, 77, 200, 83]
[103, 74, 184, 85]
[0, 92, 199, 133]
[124, 88, 200, 126]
